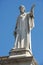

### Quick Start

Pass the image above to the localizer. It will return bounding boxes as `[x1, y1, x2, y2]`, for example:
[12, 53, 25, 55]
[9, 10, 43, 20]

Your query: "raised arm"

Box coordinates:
[29, 4, 35, 18]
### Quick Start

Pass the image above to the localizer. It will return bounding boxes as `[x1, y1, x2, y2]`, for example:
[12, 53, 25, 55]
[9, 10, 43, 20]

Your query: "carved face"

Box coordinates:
[19, 5, 25, 14]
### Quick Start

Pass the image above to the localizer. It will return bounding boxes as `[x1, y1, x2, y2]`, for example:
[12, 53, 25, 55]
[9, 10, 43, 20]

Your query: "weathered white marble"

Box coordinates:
[14, 5, 34, 51]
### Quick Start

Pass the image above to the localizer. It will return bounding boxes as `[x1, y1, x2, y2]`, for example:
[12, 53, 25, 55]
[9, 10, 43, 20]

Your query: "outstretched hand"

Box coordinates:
[29, 4, 35, 18]
[30, 4, 35, 12]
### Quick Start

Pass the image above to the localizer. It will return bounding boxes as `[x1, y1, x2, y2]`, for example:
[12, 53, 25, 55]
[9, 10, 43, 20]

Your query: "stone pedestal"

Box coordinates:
[9, 48, 32, 58]
[6, 48, 37, 65]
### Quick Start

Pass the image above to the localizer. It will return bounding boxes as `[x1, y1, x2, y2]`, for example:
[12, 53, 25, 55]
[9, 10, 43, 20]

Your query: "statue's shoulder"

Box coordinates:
[27, 12, 30, 15]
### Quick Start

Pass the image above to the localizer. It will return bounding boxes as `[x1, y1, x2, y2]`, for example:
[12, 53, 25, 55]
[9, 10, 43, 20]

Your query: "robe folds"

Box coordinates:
[14, 12, 34, 50]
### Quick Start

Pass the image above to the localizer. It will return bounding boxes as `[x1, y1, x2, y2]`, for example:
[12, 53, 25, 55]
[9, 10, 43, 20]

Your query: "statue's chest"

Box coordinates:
[19, 14, 27, 21]
[19, 16, 27, 26]
[18, 15, 27, 31]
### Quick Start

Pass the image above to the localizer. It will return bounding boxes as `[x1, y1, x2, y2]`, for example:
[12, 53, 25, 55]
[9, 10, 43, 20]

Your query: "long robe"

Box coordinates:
[14, 12, 34, 50]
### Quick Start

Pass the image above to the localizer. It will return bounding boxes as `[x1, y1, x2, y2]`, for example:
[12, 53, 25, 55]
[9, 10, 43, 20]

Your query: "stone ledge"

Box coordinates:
[9, 48, 32, 58]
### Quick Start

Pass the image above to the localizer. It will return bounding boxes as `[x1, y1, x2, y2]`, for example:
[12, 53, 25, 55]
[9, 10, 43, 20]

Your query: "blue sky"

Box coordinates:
[0, 0, 43, 65]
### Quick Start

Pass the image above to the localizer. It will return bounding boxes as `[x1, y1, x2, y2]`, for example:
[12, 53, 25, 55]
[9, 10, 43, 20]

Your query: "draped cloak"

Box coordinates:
[14, 12, 34, 50]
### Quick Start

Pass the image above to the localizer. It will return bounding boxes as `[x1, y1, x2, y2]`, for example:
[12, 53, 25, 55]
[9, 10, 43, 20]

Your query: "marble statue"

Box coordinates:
[14, 5, 35, 51]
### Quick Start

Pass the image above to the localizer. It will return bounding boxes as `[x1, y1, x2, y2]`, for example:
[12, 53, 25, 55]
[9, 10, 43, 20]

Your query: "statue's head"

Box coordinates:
[19, 5, 25, 14]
